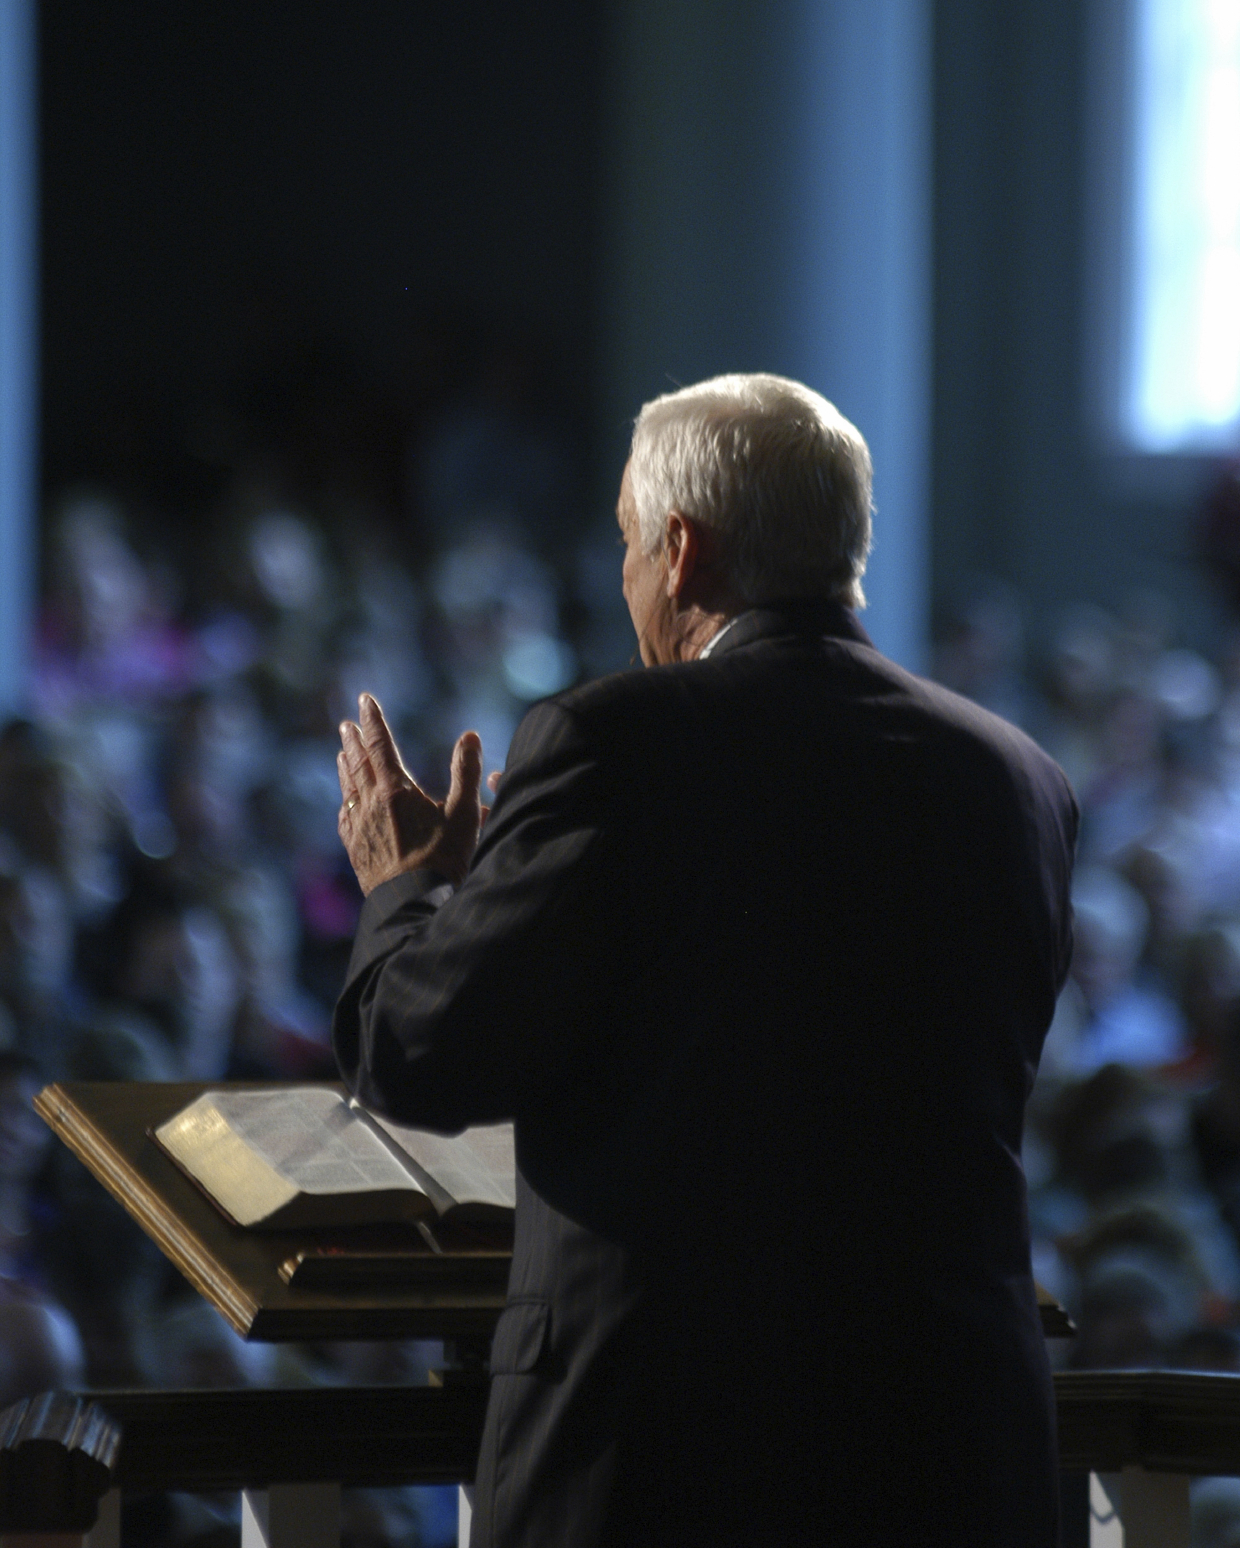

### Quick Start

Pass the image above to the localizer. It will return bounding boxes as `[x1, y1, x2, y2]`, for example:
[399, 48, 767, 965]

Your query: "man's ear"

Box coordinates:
[664, 511, 700, 598]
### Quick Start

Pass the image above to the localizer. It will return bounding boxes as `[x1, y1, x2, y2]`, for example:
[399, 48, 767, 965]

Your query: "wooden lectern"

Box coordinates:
[32, 1081, 509, 1547]
[33, 1081, 510, 1344]
[34, 1081, 1237, 1548]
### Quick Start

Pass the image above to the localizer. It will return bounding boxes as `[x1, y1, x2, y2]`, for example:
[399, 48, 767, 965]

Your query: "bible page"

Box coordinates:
[369, 1116, 516, 1211]
[184, 1088, 428, 1197]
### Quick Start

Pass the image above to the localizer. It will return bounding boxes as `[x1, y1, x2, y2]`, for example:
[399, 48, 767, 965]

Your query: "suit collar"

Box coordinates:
[705, 597, 873, 658]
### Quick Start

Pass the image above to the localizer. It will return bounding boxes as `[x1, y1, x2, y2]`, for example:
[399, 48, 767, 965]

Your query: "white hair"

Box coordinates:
[627, 373, 873, 609]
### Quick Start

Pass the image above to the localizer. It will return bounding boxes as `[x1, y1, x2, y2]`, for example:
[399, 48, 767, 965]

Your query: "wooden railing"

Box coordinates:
[1054, 1369, 1240, 1547]
[0, 1383, 488, 1547]
[9, 1370, 1240, 1546]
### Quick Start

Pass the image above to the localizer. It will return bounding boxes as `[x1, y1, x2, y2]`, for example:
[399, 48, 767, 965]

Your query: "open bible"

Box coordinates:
[153, 1086, 515, 1231]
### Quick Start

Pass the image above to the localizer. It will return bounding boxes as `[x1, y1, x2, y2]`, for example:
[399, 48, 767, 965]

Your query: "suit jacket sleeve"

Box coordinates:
[333, 695, 620, 1131]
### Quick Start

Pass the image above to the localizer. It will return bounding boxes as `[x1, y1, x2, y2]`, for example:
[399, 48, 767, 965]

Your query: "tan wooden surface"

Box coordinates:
[34, 1082, 511, 1343]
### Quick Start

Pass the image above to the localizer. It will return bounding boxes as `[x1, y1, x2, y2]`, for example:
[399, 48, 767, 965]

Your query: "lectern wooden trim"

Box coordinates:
[36, 1080, 1076, 1343]
[34, 1082, 510, 1342]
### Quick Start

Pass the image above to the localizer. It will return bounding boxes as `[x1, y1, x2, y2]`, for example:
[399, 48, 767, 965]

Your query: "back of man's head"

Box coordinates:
[628, 373, 873, 610]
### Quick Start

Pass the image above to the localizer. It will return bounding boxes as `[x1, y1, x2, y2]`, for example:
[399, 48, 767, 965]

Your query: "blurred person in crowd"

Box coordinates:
[1053, 1065, 1180, 1206]
[0, 719, 69, 873]
[56, 755, 128, 928]
[164, 685, 273, 869]
[1041, 866, 1188, 1075]
[0, 1051, 85, 1404]
[1069, 1226, 1203, 1367]
[1036, 603, 1118, 796]
[41, 1017, 176, 1385]
[1180, 922, 1240, 1070]
[1078, 689, 1167, 864]
[34, 495, 196, 719]
[1028, 1062, 1240, 1367]
[933, 578, 1033, 729]
[269, 726, 369, 1001]
[242, 507, 344, 736]
[425, 521, 576, 776]
[340, 1485, 457, 1548]
[217, 864, 332, 1076]
[1058, 1064, 1238, 1281]
[87, 871, 241, 1080]
[333, 374, 1078, 1547]
[0, 1277, 84, 1408]
[62, 1011, 178, 1083]
[1113, 662, 1239, 975]
[0, 1051, 56, 1282]
[1190, 991, 1240, 1246]
[0, 719, 128, 932]
[1191, 1477, 1240, 1548]
[0, 840, 83, 1065]
[139, 1298, 277, 1389]
[1112, 590, 1177, 694]
[1053, 1068, 1229, 1364]
[1125, 841, 1211, 996]
[329, 544, 431, 737]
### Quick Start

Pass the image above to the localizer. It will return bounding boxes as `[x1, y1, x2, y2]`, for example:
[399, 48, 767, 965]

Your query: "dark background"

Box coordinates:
[37, 0, 1233, 646]
[40, 3, 602, 572]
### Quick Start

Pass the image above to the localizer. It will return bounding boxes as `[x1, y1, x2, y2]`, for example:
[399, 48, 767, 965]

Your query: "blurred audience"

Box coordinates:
[1, 401, 585, 1540]
[939, 577, 1240, 1389]
[17, 449, 1240, 1546]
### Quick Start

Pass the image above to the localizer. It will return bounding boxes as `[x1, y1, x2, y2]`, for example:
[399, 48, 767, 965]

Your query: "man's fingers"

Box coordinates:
[479, 767, 502, 826]
[339, 720, 377, 789]
[337, 749, 356, 805]
[359, 694, 408, 785]
[445, 731, 483, 828]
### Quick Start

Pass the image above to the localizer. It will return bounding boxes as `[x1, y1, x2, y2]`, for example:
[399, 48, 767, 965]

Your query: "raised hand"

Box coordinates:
[337, 694, 483, 894]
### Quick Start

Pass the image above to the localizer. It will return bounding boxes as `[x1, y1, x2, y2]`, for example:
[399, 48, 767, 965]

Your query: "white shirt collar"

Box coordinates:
[696, 614, 743, 660]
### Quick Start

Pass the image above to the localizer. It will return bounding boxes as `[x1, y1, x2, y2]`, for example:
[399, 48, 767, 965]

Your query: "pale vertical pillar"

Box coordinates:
[241, 1482, 341, 1548]
[1091, 1469, 1191, 1548]
[596, 0, 932, 674]
[459, 1483, 474, 1547]
[782, 0, 932, 673]
[1091, 1473, 1124, 1548]
[0, 0, 38, 714]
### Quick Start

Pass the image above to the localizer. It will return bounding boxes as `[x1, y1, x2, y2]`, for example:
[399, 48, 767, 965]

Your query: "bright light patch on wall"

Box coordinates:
[1129, 0, 1240, 449]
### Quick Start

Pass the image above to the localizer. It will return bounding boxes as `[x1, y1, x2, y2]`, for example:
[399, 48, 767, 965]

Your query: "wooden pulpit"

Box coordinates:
[29, 1081, 508, 1546]
[33, 1082, 511, 1344]
[27, 1081, 1240, 1547]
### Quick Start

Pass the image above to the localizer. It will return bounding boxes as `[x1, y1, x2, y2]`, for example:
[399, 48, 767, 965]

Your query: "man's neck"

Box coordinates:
[670, 606, 736, 663]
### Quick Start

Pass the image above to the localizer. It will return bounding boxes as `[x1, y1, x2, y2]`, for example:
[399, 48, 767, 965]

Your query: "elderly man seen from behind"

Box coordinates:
[333, 373, 1078, 1548]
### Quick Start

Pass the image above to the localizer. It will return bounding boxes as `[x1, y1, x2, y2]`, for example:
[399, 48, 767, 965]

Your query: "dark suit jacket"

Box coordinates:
[334, 599, 1078, 1547]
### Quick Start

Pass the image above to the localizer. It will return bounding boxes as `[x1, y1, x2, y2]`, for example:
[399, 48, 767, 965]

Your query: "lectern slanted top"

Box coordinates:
[34, 1081, 511, 1343]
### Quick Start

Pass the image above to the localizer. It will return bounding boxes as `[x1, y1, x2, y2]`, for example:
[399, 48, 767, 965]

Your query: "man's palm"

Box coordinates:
[337, 694, 482, 893]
